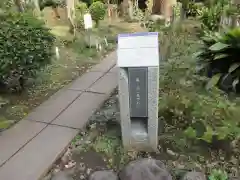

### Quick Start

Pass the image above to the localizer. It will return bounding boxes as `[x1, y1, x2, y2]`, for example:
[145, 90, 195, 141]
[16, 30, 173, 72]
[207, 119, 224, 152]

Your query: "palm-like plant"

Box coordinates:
[196, 28, 240, 93]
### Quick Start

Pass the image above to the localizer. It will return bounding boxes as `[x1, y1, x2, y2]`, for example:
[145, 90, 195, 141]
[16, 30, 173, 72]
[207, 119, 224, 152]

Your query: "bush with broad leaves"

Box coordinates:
[0, 11, 55, 92]
[196, 28, 240, 93]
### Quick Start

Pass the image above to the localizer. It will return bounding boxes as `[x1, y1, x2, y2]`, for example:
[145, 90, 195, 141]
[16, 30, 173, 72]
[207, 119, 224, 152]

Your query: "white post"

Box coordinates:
[83, 13, 93, 48]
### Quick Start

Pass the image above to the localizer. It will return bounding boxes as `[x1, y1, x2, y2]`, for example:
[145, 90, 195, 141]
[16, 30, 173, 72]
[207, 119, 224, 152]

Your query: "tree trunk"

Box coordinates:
[120, 0, 132, 18]
[152, 0, 176, 22]
[65, 0, 76, 35]
[232, 0, 240, 4]
[52, 7, 60, 19]
[152, 0, 173, 15]
[152, 0, 163, 14]
[32, 0, 42, 17]
[230, 15, 238, 28]
[14, 0, 24, 12]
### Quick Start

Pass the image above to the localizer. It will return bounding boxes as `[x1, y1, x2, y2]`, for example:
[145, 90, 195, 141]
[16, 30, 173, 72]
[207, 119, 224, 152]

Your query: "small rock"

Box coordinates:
[41, 173, 52, 180]
[85, 140, 91, 144]
[119, 158, 172, 180]
[51, 171, 73, 180]
[166, 149, 178, 157]
[60, 149, 71, 169]
[78, 162, 86, 171]
[176, 163, 185, 169]
[80, 174, 85, 179]
[182, 171, 206, 180]
[89, 170, 118, 180]
[53, 168, 61, 174]
[84, 35, 106, 50]
[61, 149, 71, 164]
[86, 168, 92, 175]
[149, 14, 165, 22]
[65, 161, 76, 169]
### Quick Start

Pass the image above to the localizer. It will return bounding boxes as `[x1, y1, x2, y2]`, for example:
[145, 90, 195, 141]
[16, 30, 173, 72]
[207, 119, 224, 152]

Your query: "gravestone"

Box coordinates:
[117, 32, 159, 151]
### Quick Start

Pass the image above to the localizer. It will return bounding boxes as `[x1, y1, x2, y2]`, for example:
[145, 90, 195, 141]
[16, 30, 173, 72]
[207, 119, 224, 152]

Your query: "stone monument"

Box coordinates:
[117, 32, 159, 151]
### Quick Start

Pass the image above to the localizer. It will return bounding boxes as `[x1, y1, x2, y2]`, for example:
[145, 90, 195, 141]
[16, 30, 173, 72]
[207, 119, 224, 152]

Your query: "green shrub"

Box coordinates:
[209, 169, 228, 180]
[132, 6, 145, 22]
[160, 53, 240, 146]
[199, 5, 222, 31]
[76, 15, 85, 30]
[187, 2, 204, 17]
[76, 2, 88, 29]
[79, 0, 105, 7]
[89, 1, 106, 27]
[76, 1, 88, 14]
[204, 0, 228, 8]
[80, 0, 92, 7]
[92, 0, 105, 3]
[173, 2, 182, 19]
[224, 4, 240, 16]
[158, 22, 240, 148]
[196, 28, 240, 93]
[145, 19, 166, 32]
[39, 0, 63, 10]
[0, 0, 13, 10]
[0, 12, 55, 92]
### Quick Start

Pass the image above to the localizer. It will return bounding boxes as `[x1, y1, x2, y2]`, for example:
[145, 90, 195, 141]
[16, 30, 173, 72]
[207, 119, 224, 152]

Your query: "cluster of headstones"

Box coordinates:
[89, 158, 206, 180]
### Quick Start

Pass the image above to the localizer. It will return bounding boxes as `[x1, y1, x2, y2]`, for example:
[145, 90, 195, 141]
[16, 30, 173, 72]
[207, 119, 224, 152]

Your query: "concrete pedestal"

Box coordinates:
[118, 67, 159, 151]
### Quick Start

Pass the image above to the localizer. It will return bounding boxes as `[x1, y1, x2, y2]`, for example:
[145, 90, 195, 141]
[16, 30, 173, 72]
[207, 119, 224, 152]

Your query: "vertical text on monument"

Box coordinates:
[128, 67, 148, 118]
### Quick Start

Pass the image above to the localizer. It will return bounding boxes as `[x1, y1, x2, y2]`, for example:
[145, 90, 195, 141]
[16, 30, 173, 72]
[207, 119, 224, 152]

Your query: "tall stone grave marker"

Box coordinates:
[117, 32, 159, 151]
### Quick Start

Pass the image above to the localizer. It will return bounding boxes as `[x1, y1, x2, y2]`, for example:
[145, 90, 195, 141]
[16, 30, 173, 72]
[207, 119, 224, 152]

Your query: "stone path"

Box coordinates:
[0, 51, 118, 180]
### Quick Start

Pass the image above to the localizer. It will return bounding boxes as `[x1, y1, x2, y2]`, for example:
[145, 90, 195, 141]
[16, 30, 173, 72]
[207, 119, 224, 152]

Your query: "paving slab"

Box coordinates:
[109, 65, 118, 74]
[68, 71, 104, 91]
[87, 72, 118, 94]
[90, 51, 116, 72]
[25, 90, 82, 123]
[0, 120, 46, 167]
[0, 125, 77, 180]
[52, 92, 108, 128]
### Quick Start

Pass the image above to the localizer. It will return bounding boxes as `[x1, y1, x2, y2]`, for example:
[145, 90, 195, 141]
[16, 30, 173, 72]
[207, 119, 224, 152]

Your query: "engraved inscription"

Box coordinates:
[128, 67, 148, 117]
